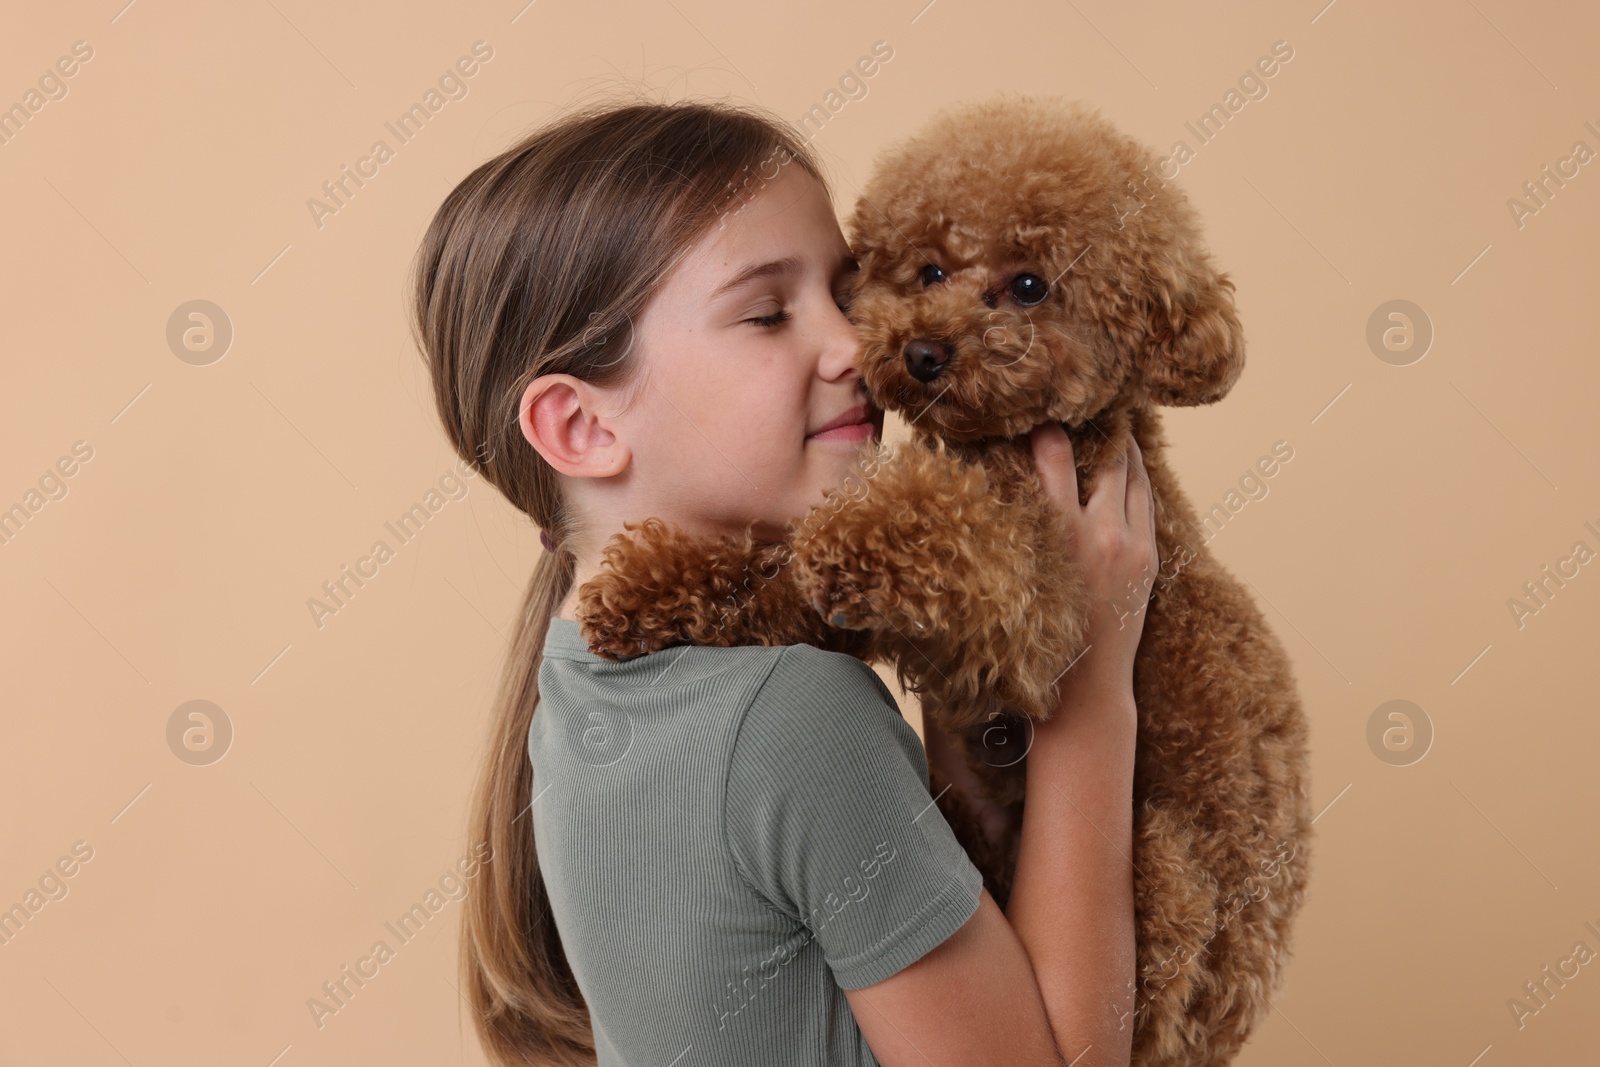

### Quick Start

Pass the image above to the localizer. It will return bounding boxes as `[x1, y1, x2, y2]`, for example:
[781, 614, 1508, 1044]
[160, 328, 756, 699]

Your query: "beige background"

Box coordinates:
[2, 0, 1597, 1063]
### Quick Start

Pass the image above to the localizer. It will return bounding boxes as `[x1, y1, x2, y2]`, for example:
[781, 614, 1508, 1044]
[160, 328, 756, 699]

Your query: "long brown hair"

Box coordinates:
[409, 94, 828, 1065]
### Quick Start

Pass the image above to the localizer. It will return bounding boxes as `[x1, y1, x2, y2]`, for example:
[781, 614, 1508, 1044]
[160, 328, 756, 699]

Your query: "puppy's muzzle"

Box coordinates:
[904, 338, 954, 383]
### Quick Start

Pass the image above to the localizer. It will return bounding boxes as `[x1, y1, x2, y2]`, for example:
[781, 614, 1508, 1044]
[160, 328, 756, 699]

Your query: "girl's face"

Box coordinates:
[601, 165, 882, 542]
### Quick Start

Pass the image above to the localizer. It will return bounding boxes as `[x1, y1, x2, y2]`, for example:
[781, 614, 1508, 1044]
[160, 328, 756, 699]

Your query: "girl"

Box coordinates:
[411, 96, 1155, 1066]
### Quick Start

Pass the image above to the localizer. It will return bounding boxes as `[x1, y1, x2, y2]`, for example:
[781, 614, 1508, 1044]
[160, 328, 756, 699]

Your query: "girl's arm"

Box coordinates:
[1005, 651, 1139, 1064]
[1006, 420, 1150, 1064]
[844, 423, 1155, 1067]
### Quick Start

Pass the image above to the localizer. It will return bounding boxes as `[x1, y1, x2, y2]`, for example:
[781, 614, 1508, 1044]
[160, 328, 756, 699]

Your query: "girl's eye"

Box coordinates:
[746, 309, 790, 328]
[919, 263, 945, 287]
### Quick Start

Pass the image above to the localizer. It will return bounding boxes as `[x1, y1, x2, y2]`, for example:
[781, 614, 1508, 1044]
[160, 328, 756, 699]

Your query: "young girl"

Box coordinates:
[412, 97, 1156, 1067]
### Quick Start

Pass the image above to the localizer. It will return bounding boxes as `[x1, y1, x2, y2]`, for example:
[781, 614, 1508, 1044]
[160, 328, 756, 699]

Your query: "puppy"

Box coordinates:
[579, 95, 1312, 1067]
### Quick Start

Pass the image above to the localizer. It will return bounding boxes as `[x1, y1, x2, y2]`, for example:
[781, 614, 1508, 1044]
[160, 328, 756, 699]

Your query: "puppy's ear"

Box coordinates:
[1137, 256, 1246, 407]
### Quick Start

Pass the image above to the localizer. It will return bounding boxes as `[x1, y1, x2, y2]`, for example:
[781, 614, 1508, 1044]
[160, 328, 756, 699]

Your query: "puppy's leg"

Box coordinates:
[790, 444, 975, 635]
[1124, 540, 1313, 1067]
[912, 512, 1094, 730]
[793, 444, 1050, 642]
[576, 518, 815, 658]
[922, 688, 1019, 906]
[927, 760, 1016, 908]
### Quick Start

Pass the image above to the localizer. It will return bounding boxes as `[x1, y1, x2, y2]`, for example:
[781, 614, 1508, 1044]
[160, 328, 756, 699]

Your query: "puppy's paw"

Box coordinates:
[797, 565, 893, 631]
[575, 571, 673, 660]
[574, 517, 725, 658]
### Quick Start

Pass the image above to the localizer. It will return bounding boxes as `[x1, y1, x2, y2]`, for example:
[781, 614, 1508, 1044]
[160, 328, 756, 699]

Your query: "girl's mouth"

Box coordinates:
[809, 422, 876, 443]
[807, 403, 880, 443]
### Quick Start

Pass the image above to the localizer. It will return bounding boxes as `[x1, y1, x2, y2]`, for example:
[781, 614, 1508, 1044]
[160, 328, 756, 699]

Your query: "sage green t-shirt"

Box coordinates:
[529, 616, 985, 1066]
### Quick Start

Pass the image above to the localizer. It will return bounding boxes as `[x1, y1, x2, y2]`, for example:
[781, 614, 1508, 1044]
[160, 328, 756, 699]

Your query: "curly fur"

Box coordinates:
[576, 94, 1312, 1067]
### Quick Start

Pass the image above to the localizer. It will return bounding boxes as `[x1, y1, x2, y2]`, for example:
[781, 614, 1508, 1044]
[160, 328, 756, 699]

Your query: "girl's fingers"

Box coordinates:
[1029, 422, 1079, 513]
[1125, 435, 1152, 519]
[1086, 431, 1131, 520]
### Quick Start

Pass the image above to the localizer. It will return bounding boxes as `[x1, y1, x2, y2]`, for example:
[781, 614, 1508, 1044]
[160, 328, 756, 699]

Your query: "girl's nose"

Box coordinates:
[818, 316, 863, 379]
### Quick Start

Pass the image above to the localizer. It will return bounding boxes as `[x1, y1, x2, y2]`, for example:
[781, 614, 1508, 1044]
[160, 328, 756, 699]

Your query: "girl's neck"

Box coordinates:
[555, 557, 600, 622]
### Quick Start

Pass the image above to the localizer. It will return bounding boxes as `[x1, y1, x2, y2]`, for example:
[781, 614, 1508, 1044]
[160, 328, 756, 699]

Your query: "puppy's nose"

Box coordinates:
[904, 338, 953, 383]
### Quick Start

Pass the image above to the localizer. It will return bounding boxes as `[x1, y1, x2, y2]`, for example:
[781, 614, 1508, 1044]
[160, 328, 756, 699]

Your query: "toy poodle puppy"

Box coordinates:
[578, 95, 1312, 1067]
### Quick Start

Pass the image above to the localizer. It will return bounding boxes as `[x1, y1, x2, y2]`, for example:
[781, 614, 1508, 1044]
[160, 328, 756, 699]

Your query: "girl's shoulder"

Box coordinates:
[734, 643, 918, 773]
[539, 618, 913, 769]
[757, 643, 898, 712]
[543, 617, 891, 706]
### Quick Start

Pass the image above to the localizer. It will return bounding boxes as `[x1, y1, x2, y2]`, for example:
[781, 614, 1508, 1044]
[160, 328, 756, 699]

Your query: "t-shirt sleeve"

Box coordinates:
[722, 644, 985, 991]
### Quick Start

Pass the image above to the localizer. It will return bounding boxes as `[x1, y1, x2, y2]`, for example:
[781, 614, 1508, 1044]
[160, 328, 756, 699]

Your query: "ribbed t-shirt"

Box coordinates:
[529, 615, 985, 1066]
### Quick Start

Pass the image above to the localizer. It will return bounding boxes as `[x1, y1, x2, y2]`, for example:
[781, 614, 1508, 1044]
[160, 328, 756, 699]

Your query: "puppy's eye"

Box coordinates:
[1010, 273, 1048, 306]
[919, 264, 946, 287]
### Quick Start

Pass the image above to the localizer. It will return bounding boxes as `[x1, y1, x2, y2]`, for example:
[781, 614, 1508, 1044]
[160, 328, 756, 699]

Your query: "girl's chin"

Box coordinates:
[746, 517, 792, 543]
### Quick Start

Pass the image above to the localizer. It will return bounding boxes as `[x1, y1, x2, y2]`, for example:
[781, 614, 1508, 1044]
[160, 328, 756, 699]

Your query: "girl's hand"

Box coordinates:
[1029, 422, 1159, 695]
[920, 424, 1156, 850]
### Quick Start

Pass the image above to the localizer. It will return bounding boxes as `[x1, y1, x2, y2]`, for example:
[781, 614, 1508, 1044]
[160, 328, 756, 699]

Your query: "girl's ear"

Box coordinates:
[519, 375, 629, 478]
[1136, 260, 1246, 408]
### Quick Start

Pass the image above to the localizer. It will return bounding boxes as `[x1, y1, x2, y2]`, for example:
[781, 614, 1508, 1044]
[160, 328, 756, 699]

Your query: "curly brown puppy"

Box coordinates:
[577, 94, 1312, 1067]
